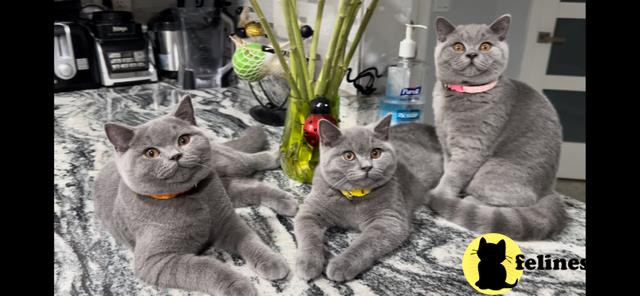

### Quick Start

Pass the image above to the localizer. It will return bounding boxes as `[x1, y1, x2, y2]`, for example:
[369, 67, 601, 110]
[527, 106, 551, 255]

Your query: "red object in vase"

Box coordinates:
[303, 114, 337, 147]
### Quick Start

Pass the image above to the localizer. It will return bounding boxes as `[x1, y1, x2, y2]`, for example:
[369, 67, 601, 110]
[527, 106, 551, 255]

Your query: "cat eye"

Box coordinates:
[370, 148, 382, 159]
[452, 42, 466, 53]
[144, 148, 160, 158]
[178, 134, 191, 146]
[479, 42, 492, 52]
[342, 151, 356, 161]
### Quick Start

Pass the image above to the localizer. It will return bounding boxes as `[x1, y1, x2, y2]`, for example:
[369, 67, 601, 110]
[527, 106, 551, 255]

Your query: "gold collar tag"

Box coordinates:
[340, 188, 372, 200]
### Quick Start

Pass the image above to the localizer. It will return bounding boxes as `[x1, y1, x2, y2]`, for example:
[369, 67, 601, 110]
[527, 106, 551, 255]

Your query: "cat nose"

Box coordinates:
[170, 153, 183, 161]
[466, 53, 478, 59]
[360, 162, 372, 172]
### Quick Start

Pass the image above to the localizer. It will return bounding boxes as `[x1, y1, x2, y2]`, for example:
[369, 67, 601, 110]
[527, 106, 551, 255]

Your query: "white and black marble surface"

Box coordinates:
[54, 81, 586, 296]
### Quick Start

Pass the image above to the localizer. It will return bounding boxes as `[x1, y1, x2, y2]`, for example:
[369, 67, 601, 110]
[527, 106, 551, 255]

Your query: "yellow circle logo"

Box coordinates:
[462, 233, 523, 295]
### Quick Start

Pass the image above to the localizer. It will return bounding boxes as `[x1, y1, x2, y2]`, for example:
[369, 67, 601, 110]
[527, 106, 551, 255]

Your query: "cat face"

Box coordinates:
[317, 115, 397, 191]
[477, 237, 507, 263]
[105, 97, 212, 195]
[434, 14, 511, 85]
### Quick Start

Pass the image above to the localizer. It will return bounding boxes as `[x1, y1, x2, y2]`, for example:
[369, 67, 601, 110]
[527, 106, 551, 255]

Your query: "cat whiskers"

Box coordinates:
[345, 171, 366, 181]
[156, 163, 178, 179]
[503, 255, 515, 264]
[187, 162, 214, 171]
[329, 176, 349, 189]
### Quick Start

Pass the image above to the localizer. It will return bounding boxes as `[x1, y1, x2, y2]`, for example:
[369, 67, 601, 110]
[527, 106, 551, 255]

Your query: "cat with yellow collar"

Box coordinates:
[294, 114, 444, 282]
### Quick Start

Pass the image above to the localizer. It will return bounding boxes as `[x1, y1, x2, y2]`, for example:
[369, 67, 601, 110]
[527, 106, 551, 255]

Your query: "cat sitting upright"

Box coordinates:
[428, 14, 567, 240]
[475, 238, 518, 290]
[93, 96, 298, 296]
[294, 115, 443, 282]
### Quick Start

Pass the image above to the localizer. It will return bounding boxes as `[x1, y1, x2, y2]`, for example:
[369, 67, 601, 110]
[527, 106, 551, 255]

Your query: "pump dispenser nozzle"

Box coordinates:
[399, 24, 428, 58]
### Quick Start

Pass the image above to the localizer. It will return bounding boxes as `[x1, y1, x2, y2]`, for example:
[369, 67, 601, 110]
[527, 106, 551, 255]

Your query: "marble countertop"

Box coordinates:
[54, 81, 586, 296]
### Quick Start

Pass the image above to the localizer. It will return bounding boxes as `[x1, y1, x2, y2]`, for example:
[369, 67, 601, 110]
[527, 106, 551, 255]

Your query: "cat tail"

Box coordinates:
[504, 279, 518, 288]
[428, 193, 567, 241]
[222, 126, 268, 153]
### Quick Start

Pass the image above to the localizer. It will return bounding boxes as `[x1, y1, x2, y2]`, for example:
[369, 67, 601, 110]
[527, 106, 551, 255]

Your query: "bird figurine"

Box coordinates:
[230, 35, 287, 82]
[231, 5, 315, 82]
[236, 5, 266, 39]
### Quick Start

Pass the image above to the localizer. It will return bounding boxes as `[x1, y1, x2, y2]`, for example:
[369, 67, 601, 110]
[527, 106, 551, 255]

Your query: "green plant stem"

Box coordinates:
[338, 0, 379, 89]
[308, 0, 325, 83]
[286, 0, 314, 101]
[282, 0, 310, 101]
[328, 0, 362, 97]
[314, 0, 349, 98]
[248, 0, 301, 98]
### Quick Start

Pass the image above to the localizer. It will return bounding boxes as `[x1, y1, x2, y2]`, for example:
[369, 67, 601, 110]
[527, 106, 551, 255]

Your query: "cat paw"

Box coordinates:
[272, 194, 299, 216]
[326, 255, 367, 282]
[266, 149, 282, 170]
[295, 252, 325, 281]
[429, 183, 457, 200]
[255, 254, 290, 281]
[222, 278, 258, 296]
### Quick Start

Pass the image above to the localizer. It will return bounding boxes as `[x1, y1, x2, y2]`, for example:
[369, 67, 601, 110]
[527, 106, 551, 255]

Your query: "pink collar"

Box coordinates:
[444, 80, 498, 93]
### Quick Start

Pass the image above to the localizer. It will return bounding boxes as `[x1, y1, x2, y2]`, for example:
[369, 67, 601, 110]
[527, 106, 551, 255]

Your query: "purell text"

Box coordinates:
[400, 86, 421, 96]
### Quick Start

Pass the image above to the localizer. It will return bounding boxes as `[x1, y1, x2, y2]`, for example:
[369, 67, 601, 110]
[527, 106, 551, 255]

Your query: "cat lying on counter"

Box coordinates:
[93, 96, 297, 296]
[294, 115, 443, 282]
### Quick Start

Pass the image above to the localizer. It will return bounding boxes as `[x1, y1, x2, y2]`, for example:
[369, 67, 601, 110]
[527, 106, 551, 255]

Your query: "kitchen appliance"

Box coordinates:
[176, 7, 234, 89]
[148, 8, 182, 79]
[89, 11, 158, 86]
[54, 0, 102, 92]
[54, 22, 102, 92]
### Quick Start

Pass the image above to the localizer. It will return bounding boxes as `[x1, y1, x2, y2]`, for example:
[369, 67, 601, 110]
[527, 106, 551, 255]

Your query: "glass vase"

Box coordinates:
[279, 92, 340, 183]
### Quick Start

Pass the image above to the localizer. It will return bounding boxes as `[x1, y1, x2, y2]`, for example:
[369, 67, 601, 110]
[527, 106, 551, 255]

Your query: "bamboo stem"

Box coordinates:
[248, 0, 301, 98]
[341, 0, 379, 83]
[307, 0, 325, 81]
[282, 0, 309, 101]
[314, 0, 349, 97]
[327, 0, 362, 97]
[286, 0, 314, 100]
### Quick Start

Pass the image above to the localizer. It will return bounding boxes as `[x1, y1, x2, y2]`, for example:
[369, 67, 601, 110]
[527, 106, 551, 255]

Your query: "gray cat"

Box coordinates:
[428, 14, 567, 240]
[93, 96, 298, 296]
[294, 115, 443, 282]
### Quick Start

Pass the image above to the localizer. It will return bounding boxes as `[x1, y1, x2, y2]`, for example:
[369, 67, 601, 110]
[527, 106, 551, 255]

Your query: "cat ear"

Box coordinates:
[318, 119, 342, 147]
[373, 114, 392, 141]
[173, 95, 197, 125]
[435, 17, 456, 42]
[497, 239, 506, 250]
[489, 14, 511, 41]
[479, 237, 487, 246]
[105, 123, 135, 153]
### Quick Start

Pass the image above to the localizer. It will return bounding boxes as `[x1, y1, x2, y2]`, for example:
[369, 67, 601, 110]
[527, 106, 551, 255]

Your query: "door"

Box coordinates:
[520, 0, 585, 180]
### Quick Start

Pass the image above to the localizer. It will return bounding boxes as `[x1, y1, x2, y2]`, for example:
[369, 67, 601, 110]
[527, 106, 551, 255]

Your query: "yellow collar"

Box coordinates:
[340, 188, 372, 200]
[142, 188, 193, 200]
[147, 193, 182, 200]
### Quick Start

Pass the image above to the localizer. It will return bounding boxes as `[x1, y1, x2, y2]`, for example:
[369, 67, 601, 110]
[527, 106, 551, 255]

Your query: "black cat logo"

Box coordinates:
[474, 237, 518, 290]
[462, 233, 523, 295]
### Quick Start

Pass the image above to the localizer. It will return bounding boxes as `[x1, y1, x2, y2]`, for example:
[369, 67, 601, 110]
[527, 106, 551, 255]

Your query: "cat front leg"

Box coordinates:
[211, 144, 280, 177]
[222, 126, 268, 153]
[294, 207, 330, 281]
[431, 117, 505, 200]
[214, 214, 290, 281]
[133, 228, 257, 296]
[326, 214, 409, 282]
[222, 177, 299, 216]
[431, 146, 489, 199]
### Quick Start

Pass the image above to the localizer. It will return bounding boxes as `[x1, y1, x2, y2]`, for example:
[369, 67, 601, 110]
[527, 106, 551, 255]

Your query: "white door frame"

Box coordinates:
[520, 0, 585, 180]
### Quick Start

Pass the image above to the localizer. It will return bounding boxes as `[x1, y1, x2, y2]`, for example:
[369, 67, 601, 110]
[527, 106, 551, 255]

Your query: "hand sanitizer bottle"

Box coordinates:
[379, 24, 428, 125]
